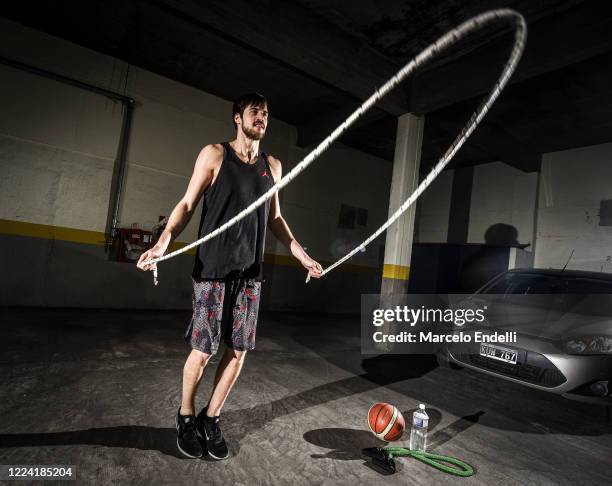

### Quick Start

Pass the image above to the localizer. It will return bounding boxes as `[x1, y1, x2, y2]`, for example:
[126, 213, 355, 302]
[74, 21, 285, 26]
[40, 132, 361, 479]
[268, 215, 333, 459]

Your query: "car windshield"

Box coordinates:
[484, 273, 612, 294]
[481, 273, 612, 317]
[484, 273, 567, 294]
[565, 278, 612, 293]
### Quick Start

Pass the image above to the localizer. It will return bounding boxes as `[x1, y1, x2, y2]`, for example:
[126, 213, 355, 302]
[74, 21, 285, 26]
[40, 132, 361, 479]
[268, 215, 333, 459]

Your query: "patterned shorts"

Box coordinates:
[184, 275, 262, 355]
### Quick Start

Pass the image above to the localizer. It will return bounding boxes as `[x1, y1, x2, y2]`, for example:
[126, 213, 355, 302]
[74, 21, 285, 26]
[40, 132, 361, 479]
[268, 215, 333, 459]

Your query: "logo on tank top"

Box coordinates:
[262, 169, 269, 178]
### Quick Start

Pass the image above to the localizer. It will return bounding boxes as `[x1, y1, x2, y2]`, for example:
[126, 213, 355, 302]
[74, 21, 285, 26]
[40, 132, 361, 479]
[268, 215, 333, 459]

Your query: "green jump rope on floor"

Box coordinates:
[362, 446, 475, 477]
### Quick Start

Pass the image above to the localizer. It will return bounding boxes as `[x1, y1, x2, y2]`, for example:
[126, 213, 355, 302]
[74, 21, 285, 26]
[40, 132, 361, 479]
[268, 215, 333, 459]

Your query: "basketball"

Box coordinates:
[367, 402, 405, 442]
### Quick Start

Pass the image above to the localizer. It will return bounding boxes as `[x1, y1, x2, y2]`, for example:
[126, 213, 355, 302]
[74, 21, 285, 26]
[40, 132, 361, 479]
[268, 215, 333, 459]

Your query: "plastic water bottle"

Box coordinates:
[409, 404, 429, 452]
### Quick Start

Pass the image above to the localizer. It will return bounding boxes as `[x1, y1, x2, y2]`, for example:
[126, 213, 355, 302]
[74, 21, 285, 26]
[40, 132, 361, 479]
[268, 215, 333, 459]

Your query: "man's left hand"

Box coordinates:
[301, 256, 323, 279]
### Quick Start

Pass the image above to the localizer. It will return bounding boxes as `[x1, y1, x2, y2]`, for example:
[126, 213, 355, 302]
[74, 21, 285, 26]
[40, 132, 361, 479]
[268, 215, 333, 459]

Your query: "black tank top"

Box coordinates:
[192, 142, 274, 280]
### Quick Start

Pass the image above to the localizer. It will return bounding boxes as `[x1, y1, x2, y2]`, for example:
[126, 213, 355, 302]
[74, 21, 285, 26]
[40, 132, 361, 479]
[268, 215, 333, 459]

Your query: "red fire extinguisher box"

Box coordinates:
[112, 226, 152, 263]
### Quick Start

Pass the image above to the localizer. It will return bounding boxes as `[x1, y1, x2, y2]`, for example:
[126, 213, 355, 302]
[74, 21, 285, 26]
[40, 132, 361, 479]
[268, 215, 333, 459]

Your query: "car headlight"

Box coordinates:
[565, 336, 612, 355]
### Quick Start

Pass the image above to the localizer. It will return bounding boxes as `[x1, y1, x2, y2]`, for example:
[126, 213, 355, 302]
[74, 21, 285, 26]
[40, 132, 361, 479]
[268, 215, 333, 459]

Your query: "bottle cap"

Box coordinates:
[419, 403, 426, 410]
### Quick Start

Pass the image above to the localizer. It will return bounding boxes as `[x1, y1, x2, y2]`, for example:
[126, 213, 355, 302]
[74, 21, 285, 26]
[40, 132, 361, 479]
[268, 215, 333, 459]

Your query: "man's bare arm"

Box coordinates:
[267, 156, 323, 278]
[137, 144, 222, 271]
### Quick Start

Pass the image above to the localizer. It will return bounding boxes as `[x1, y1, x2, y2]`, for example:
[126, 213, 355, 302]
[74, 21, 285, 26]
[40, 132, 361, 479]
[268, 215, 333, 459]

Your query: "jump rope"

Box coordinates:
[142, 9, 527, 288]
[363, 446, 474, 477]
[142, 9, 527, 476]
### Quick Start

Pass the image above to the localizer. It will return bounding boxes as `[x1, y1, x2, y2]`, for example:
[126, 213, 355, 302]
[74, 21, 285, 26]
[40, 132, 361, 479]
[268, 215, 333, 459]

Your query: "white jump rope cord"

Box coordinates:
[142, 9, 527, 286]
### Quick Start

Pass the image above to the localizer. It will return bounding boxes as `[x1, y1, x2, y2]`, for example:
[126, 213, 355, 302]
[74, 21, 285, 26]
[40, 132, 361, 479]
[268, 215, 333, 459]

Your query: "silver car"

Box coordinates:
[437, 268, 612, 405]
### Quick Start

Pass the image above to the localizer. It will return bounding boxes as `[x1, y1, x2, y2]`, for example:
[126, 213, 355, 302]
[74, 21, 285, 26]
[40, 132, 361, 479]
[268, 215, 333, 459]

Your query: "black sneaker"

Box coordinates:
[175, 408, 204, 458]
[196, 407, 229, 460]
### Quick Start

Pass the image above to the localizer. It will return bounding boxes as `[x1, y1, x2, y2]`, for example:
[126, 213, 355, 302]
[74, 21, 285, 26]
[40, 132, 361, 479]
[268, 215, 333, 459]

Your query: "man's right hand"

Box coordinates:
[137, 244, 166, 272]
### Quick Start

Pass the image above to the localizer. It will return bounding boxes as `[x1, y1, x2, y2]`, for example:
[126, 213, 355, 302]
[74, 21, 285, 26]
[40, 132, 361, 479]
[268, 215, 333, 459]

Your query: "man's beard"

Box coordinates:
[242, 124, 265, 140]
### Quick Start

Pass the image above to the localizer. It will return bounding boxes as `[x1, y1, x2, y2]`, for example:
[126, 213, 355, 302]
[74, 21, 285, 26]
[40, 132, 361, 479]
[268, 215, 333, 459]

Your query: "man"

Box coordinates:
[137, 93, 323, 460]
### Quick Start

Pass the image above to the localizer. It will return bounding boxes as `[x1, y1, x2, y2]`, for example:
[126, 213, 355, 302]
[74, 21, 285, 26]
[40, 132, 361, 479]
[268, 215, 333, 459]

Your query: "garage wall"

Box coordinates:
[416, 145, 612, 275]
[415, 169, 453, 243]
[468, 162, 538, 246]
[0, 17, 389, 311]
[534, 142, 612, 272]
[416, 162, 538, 247]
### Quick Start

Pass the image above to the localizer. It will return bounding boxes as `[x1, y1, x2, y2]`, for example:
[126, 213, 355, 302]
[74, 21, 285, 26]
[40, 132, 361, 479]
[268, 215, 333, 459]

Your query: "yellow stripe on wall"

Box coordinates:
[0, 218, 197, 255]
[382, 263, 410, 280]
[0, 218, 107, 246]
[0, 218, 380, 275]
[264, 252, 379, 275]
[168, 241, 197, 256]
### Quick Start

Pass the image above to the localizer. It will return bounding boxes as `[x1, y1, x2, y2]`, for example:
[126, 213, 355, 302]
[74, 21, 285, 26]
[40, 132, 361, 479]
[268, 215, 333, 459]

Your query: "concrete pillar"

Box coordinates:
[381, 113, 424, 295]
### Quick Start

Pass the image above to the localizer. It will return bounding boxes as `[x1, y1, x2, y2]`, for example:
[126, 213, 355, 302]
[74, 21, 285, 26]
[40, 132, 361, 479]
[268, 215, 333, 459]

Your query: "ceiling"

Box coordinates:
[1, 0, 611, 173]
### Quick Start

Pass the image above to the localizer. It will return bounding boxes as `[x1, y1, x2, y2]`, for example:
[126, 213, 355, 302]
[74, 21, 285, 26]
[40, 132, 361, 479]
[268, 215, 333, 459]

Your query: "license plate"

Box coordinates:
[479, 344, 517, 364]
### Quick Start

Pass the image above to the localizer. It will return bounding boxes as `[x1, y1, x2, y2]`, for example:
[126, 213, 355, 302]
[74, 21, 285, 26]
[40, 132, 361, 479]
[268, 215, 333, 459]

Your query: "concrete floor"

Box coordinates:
[1, 307, 611, 485]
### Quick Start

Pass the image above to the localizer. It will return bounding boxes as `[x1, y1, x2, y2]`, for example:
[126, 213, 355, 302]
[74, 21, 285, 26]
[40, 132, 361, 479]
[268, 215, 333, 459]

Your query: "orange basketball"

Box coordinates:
[367, 402, 405, 442]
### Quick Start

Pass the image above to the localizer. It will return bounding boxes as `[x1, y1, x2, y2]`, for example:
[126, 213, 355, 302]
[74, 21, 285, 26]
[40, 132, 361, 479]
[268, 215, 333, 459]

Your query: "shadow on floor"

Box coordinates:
[0, 425, 240, 461]
[0, 426, 182, 458]
[305, 428, 384, 460]
[0, 355, 438, 458]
